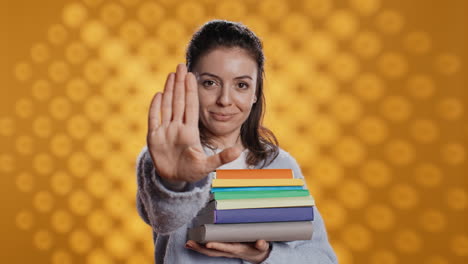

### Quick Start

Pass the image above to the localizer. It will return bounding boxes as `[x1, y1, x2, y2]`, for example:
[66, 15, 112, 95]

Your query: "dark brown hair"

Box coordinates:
[186, 19, 279, 168]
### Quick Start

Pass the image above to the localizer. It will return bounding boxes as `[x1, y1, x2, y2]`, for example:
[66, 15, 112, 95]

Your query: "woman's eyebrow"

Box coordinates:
[199, 72, 252, 80]
[234, 75, 253, 80]
[199, 72, 220, 79]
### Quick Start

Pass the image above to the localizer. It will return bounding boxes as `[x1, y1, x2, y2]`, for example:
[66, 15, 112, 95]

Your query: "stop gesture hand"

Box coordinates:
[146, 64, 241, 183]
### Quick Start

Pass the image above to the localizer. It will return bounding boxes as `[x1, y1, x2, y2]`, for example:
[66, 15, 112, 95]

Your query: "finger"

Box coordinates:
[148, 92, 162, 132]
[186, 241, 234, 258]
[205, 146, 243, 172]
[161, 72, 175, 124]
[255, 240, 269, 251]
[172, 63, 187, 122]
[185, 72, 199, 125]
[206, 242, 242, 254]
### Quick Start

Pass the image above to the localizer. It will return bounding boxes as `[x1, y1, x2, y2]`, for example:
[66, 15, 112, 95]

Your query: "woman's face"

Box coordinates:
[193, 47, 258, 139]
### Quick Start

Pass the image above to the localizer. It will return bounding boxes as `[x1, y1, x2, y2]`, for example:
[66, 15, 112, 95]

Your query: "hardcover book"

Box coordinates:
[187, 221, 314, 243]
[194, 206, 314, 225]
[214, 169, 293, 179]
[211, 186, 304, 192]
[212, 178, 304, 187]
[199, 196, 315, 211]
[212, 189, 310, 200]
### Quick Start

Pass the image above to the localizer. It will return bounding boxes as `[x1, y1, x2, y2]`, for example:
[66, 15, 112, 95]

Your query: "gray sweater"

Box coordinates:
[136, 146, 338, 264]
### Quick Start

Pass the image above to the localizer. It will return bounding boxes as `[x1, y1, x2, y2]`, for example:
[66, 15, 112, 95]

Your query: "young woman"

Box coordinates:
[136, 19, 338, 264]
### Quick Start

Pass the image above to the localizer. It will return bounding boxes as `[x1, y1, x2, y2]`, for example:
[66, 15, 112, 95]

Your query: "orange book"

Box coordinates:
[214, 169, 293, 179]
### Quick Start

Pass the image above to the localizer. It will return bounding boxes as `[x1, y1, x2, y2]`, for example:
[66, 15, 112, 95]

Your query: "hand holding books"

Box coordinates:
[185, 239, 271, 264]
[188, 169, 315, 243]
[146, 64, 242, 183]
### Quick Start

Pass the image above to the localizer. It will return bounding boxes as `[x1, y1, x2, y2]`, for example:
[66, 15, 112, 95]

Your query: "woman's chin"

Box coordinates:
[205, 124, 239, 137]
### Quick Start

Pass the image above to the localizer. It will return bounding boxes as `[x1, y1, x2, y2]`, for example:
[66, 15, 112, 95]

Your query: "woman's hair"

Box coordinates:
[186, 19, 279, 168]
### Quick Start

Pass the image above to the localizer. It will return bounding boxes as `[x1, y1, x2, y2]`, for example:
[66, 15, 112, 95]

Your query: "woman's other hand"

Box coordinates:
[147, 64, 241, 183]
[185, 240, 271, 264]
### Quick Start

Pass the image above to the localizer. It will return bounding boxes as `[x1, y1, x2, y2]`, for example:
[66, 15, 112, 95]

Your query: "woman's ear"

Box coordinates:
[253, 96, 257, 104]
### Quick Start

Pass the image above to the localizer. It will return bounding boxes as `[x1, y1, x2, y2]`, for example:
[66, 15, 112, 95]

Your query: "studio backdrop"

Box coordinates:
[1, 0, 466, 263]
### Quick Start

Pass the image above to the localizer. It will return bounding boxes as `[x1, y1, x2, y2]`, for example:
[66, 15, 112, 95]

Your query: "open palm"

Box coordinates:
[146, 64, 240, 183]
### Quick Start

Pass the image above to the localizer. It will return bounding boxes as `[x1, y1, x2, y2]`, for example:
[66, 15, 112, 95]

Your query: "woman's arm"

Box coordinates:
[136, 64, 242, 234]
[135, 146, 212, 234]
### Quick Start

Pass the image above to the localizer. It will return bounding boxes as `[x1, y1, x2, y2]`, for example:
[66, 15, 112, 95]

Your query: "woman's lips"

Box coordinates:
[210, 112, 236, 121]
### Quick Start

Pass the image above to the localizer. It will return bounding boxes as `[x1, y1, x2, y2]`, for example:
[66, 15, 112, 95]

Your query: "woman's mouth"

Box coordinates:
[210, 112, 236, 121]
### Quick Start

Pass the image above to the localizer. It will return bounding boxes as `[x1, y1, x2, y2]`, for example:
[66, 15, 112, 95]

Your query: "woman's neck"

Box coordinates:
[206, 131, 243, 150]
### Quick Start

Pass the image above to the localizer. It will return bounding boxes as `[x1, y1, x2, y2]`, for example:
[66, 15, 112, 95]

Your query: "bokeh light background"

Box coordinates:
[1, 0, 467, 263]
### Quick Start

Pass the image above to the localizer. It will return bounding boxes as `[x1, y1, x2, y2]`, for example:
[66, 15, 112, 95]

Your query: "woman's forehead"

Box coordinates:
[195, 47, 258, 78]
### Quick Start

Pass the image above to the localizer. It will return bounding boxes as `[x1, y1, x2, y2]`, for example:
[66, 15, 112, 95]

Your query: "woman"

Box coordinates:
[136, 20, 337, 264]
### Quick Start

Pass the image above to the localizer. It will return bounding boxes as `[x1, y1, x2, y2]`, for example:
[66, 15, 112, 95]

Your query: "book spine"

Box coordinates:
[214, 189, 310, 200]
[212, 178, 304, 187]
[212, 207, 314, 224]
[215, 196, 315, 210]
[188, 221, 314, 243]
[215, 169, 293, 179]
[211, 186, 304, 193]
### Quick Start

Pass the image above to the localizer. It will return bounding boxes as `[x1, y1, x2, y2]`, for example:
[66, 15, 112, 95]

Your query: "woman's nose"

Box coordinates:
[216, 86, 232, 106]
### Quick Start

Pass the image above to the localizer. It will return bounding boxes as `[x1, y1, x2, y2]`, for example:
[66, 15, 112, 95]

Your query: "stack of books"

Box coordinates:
[187, 169, 315, 243]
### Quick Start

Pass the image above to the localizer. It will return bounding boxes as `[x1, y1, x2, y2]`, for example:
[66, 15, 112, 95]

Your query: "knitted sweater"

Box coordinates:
[136, 146, 338, 264]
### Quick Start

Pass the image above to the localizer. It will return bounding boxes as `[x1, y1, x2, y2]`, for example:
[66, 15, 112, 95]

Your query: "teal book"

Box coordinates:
[211, 186, 304, 193]
[212, 189, 310, 200]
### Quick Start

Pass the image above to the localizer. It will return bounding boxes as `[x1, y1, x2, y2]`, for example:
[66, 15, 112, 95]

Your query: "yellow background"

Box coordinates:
[1, 0, 466, 263]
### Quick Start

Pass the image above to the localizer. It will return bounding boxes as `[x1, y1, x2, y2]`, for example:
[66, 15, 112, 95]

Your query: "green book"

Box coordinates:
[213, 189, 310, 200]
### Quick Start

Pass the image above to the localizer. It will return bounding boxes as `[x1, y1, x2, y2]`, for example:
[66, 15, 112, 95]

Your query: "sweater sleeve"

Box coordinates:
[135, 146, 212, 235]
[244, 149, 338, 264]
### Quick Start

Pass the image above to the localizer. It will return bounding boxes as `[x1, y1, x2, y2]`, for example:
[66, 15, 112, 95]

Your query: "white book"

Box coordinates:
[200, 196, 315, 211]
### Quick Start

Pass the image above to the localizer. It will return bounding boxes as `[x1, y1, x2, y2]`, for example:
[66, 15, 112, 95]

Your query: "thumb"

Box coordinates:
[205, 146, 243, 172]
[255, 240, 269, 251]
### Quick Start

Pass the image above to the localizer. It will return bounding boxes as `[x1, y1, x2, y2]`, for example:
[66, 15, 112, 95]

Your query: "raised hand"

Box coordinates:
[147, 64, 241, 183]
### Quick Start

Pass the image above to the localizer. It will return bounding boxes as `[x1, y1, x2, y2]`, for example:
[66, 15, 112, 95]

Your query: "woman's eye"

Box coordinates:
[202, 80, 217, 87]
[238, 83, 249, 89]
